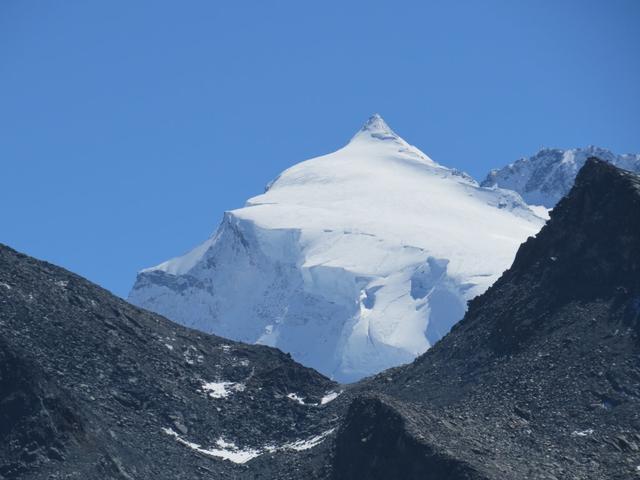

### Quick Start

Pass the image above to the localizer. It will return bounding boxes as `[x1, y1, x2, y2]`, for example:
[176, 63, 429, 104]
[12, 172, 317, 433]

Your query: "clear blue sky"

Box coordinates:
[1, 0, 639, 297]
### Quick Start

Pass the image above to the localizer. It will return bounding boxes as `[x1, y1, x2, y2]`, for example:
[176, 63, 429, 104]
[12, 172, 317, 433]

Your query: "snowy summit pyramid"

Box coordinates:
[129, 115, 545, 381]
[353, 112, 405, 141]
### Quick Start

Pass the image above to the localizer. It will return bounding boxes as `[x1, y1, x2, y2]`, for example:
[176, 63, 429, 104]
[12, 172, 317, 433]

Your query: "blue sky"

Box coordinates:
[1, 0, 639, 297]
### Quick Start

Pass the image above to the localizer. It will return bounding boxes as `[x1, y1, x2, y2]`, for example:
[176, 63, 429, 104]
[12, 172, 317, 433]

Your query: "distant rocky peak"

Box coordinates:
[482, 147, 640, 208]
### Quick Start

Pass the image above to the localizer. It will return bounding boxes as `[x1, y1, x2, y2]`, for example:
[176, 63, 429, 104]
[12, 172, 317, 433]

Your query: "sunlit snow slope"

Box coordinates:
[129, 115, 545, 382]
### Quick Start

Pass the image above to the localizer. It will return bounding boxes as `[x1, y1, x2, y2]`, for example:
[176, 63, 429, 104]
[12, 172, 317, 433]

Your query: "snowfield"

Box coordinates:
[130, 115, 545, 382]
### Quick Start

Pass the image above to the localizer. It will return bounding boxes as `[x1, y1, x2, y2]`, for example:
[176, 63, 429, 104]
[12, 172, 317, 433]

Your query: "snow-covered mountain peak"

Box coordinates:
[354, 113, 396, 139]
[349, 113, 409, 147]
[344, 114, 439, 170]
[130, 118, 546, 382]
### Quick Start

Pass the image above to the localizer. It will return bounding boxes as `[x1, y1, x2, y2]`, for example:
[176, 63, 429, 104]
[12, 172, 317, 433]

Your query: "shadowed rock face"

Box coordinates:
[0, 244, 338, 479]
[484, 157, 640, 354]
[348, 159, 640, 479]
[1, 158, 639, 479]
[0, 340, 87, 479]
[333, 395, 484, 480]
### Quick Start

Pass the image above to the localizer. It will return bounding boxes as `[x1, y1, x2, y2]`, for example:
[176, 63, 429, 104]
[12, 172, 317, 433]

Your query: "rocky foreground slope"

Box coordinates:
[0, 244, 341, 479]
[1, 159, 639, 479]
[344, 158, 640, 479]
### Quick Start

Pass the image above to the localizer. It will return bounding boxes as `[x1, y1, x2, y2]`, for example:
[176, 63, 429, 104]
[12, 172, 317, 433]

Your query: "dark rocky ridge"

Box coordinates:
[340, 159, 640, 479]
[0, 244, 340, 479]
[2, 158, 639, 479]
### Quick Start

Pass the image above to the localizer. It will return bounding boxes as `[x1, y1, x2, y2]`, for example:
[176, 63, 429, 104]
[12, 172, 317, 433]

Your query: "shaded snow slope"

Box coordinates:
[130, 114, 545, 382]
[482, 146, 640, 208]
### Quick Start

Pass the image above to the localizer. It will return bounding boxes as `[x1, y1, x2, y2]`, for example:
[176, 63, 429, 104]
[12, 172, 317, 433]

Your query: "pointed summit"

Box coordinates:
[347, 113, 438, 167]
[361, 113, 393, 134]
[350, 113, 401, 143]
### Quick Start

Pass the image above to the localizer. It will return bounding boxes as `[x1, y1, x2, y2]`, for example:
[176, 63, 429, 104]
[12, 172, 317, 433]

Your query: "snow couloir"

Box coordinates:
[129, 114, 546, 382]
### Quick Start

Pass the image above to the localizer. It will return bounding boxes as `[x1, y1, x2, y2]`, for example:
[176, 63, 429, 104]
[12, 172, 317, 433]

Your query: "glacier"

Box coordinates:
[129, 114, 545, 382]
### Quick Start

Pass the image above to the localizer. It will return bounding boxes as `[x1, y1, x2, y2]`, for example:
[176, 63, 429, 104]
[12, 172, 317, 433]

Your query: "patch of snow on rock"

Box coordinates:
[286, 393, 307, 405]
[163, 427, 335, 463]
[571, 429, 594, 437]
[320, 391, 342, 405]
[162, 428, 260, 464]
[201, 381, 245, 399]
[280, 428, 336, 451]
[183, 346, 204, 365]
[286, 391, 342, 406]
